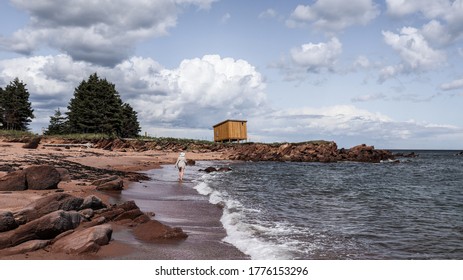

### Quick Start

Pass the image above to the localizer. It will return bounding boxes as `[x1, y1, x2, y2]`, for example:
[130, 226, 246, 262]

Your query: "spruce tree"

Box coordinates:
[120, 103, 141, 138]
[0, 78, 34, 130]
[66, 73, 140, 137]
[45, 108, 69, 135]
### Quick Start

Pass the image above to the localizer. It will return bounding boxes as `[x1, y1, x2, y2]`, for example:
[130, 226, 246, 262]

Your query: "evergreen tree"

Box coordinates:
[45, 108, 69, 135]
[67, 73, 123, 135]
[120, 103, 141, 138]
[0, 78, 34, 130]
[66, 73, 140, 137]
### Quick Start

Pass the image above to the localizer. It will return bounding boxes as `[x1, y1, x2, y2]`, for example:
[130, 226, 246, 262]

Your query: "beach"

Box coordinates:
[0, 139, 248, 260]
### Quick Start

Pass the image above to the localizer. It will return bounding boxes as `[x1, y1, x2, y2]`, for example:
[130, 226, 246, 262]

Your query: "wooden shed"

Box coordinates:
[213, 120, 247, 143]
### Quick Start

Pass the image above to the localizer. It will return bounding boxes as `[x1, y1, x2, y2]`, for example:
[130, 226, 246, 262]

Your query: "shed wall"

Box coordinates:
[213, 120, 247, 142]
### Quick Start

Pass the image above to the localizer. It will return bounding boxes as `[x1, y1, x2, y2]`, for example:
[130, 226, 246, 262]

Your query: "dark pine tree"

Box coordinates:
[45, 108, 69, 135]
[0, 78, 34, 130]
[120, 103, 141, 138]
[67, 73, 124, 135]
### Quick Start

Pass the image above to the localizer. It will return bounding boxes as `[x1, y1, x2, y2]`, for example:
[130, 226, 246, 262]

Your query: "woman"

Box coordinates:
[174, 152, 187, 181]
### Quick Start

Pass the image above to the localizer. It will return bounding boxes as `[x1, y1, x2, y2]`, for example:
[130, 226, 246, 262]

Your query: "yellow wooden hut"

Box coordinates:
[213, 120, 247, 143]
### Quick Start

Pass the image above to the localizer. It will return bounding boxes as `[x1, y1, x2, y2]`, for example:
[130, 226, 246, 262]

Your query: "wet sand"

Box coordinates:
[104, 165, 248, 259]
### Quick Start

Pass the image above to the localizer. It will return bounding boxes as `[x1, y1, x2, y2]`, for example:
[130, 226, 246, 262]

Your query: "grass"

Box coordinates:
[0, 129, 36, 139]
[42, 133, 114, 141]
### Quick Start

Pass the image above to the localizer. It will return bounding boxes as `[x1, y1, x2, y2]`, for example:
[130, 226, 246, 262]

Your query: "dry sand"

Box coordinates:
[0, 139, 247, 259]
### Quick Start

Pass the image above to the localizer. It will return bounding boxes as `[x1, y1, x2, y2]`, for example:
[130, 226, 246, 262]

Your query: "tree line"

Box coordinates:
[0, 73, 141, 138]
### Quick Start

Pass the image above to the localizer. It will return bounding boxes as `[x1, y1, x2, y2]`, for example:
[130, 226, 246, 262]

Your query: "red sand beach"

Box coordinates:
[0, 139, 247, 260]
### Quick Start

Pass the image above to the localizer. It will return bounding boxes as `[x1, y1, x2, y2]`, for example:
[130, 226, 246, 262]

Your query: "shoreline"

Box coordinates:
[104, 165, 248, 259]
[0, 140, 246, 260]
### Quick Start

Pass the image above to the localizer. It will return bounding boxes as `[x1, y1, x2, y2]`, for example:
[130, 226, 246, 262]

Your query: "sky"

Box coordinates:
[0, 0, 462, 149]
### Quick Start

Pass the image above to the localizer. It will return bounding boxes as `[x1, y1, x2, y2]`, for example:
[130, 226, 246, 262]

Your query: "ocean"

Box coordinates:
[188, 150, 463, 260]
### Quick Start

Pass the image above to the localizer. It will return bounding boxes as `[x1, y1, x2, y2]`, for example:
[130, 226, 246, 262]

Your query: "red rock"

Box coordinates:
[0, 170, 27, 191]
[25, 165, 61, 190]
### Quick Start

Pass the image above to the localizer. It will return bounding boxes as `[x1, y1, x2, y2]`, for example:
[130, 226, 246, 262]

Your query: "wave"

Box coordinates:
[193, 175, 294, 260]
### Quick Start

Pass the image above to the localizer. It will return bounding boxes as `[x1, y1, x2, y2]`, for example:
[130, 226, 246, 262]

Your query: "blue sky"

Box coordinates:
[0, 0, 462, 149]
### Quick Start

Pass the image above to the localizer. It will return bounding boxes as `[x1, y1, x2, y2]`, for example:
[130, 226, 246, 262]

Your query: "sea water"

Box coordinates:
[190, 150, 463, 260]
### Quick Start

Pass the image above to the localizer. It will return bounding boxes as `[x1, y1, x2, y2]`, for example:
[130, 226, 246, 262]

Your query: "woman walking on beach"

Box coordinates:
[175, 152, 187, 181]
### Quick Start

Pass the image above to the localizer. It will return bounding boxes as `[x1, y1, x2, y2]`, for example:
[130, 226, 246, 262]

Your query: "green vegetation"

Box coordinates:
[0, 78, 34, 131]
[0, 129, 36, 139]
[42, 133, 115, 141]
[137, 136, 215, 145]
[45, 73, 141, 138]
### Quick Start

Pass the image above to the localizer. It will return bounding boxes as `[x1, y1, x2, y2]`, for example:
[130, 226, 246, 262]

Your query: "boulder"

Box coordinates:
[56, 168, 71, 182]
[79, 208, 94, 220]
[14, 193, 84, 224]
[0, 210, 82, 250]
[95, 200, 149, 224]
[80, 195, 106, 210]
[202, 167, 217, 173]
[95, 178, 124, 191]
[22, 137, 42, 149]
[132, 220, 188, 242]
[217, 167, 232, 172]
[0, 211, 18, 232]
[25, 165, 61, 190]
[91, 175, 120, 186]
[0, 170, 27, 191]
[52, 224, 112, 254]
[0, 239, 50, 256]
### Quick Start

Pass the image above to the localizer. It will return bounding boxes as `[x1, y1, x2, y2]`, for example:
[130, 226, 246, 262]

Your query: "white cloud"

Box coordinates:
[286, 0, 380, 32]
[386, 0, 463, 43]
[380, 27, 446, 81]
[1, 0, 216, 66]
[353, 55, 371, 69]
[386, 0, 450, 18]
[440, 78, 463, 91]
[0, 54, 267, 133]
[290, 37, 342, 72]
[259, 8, 278, 19]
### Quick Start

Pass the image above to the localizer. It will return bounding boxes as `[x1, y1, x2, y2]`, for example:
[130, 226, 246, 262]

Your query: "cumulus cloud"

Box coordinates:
[249, 104, 462, 148]
[440, 78, 463, 91]
[386, 0, 463, 44]
[379, 27, 446, 82]
[0, 54, 267, 133]
[290, 37, 342, 71]
[1, 0, 216, 66]
[286, 0, 380, 32]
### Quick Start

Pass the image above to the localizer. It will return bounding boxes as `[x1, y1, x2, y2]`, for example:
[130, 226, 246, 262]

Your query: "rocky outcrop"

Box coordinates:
[0, 210, 82, 250]
[14, 193, 84, 224]
[0, 240, 50, 256]
[200, 167, 232, 173]
[25, 165, 61, 190]
[0, 170, 27, 191]
[228, 141, 393, 163]
[0, 165, 63, 192]
[92, 176, 124, 191]
[0, 192, 187, 256]
[0, 211, 18, 232]
[51, 224, 113, 254]
[132, 220, 188, 242]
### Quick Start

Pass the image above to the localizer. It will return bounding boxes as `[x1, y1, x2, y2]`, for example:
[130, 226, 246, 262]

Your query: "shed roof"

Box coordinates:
[213, 119, 247, 128]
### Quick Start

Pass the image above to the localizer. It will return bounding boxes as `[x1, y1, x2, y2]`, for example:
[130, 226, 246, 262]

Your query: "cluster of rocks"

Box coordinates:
[199, 166, 232, 173]
[88, 138, 395, 163]
[0, 165, 64, 191]
[228, 142, 394, 163]
[0, 193, 187, 257]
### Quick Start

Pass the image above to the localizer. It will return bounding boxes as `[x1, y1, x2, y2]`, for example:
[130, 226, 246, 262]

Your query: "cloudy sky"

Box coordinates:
[1, 0, 462, 149]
